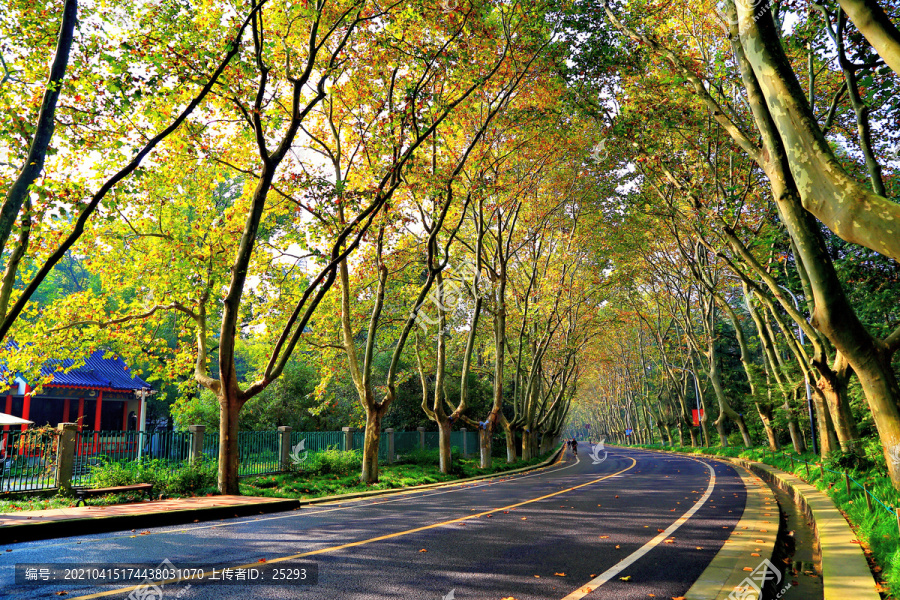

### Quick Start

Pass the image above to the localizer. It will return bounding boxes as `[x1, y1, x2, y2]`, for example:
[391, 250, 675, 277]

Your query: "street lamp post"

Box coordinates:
[781, 288, 817, 455]
[135, 387, 155, 461]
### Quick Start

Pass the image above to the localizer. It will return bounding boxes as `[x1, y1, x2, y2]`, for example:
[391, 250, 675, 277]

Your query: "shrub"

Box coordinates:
[88, 458, 217, 497]
[289, 449, 362, 476]
[824, 449, 874, 473]
[396, 448, 439, 466]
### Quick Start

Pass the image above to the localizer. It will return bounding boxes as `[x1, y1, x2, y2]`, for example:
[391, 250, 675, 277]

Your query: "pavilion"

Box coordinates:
[2, 349, 153, 432]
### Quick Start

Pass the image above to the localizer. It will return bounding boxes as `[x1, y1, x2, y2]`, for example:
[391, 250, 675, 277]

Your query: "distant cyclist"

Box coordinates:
[570, 437, 578, 456]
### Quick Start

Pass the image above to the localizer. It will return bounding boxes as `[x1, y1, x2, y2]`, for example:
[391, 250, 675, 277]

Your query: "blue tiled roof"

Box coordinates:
[41, 350, 151, 391]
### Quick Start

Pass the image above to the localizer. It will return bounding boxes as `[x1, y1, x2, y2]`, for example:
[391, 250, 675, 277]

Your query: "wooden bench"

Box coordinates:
[74, 483, 153, 506]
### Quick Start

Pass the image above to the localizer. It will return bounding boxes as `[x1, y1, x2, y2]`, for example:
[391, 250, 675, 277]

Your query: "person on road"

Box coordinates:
[570, 438, 577, 456]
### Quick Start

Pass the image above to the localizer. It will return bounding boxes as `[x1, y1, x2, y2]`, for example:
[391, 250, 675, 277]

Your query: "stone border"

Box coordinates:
[736, 459, 880, 600]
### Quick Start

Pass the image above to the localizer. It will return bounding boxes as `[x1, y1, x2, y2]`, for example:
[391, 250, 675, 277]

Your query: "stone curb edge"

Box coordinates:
[0, 444, 567, 545]
[737, 458, 880, 600]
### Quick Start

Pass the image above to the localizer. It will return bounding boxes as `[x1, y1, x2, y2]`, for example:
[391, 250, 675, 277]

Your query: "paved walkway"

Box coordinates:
[0, 495, 289, 528]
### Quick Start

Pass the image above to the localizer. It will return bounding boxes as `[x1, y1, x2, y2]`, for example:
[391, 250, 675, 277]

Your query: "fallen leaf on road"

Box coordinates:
[619, 575, 631, 581]
[599, 535, 609, 539]
[581, 587, 592, 593]
[521, 517, 527, 520]
[54, 592, 68, 596]
[554, 573, 565, 576]
[657, 529, 664, 532]
[615, 545, 620, 549]
[258, 558, 266, 563]
[419, 549, 427, 553]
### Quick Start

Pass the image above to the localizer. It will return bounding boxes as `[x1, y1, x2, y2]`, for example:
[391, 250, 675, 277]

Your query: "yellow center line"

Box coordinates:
[69, 456, 637, 600]
[33, 447, 572, 552]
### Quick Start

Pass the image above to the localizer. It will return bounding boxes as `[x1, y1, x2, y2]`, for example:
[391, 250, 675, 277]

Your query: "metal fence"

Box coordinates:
[0, 428, 59, 492]
[238, 431, 280, 476]
[72, 430, 192, 486]
[2, 427, 480, 492]
[395, 431, 420, 455]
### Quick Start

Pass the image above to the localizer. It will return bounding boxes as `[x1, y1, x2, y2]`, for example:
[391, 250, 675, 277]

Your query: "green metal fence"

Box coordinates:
[394, 431, 420, 455]
[238, 431, 280, 476]
[3, 427, 479, 491]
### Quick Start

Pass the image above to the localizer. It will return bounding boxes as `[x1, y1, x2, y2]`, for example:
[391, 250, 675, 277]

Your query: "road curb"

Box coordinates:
[632, 447, 880, 600]
[737, 459, 880, 600]
[0, 444, 566, 545]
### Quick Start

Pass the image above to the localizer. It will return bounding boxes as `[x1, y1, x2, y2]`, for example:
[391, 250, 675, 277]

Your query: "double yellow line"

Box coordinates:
[70, 456, 637, 599]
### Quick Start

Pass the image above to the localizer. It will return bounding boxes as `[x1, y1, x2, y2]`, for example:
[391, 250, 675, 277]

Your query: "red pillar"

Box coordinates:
[76, 398, 85, 430]
[121, 401, 128, 431]
[63, 398, 71, 423]
[93, 391, 103, 448]
[93, 391, 103, 432]
[21, 385, 31, 431]
[3, 394, 11, 432]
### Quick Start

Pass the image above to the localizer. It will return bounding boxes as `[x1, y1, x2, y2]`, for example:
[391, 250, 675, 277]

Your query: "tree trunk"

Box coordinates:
[479, 428, 492, 469]
[817, 355, 861, 453]
[521, 430, 534, 460]
[714, 417, 729, 447]
[756, 403, 779, 451]
[785, 398, 806, 453]
[361, 408, 383, 483]
[501, 416, 517, 463]
[217, 395, 242, 495]
[437, 419, 452, 474]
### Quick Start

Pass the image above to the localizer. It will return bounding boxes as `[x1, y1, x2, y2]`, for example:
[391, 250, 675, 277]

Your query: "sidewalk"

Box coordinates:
[0, 495, 301, 544]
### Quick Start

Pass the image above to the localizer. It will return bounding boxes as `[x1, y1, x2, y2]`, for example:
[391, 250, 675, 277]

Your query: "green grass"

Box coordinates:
[239, 448, 555, 499]
[634, 442, 899, 598]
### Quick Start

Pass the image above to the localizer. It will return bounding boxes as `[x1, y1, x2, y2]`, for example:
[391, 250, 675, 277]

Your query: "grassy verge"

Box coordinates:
[0, 448, 557, 513]
[632, 443, 898, 598]
[240, 448, 555, 499]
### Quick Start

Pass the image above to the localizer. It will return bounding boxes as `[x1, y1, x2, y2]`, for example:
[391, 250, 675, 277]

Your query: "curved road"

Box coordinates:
[1, 445, 748, 599]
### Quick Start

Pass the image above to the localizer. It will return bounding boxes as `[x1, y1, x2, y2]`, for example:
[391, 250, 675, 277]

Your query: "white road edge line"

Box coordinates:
[560, 460, 717, 600]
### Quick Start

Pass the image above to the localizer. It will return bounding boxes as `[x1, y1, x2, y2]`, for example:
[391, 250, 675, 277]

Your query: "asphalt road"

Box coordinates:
[0, 445, 748, 600]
